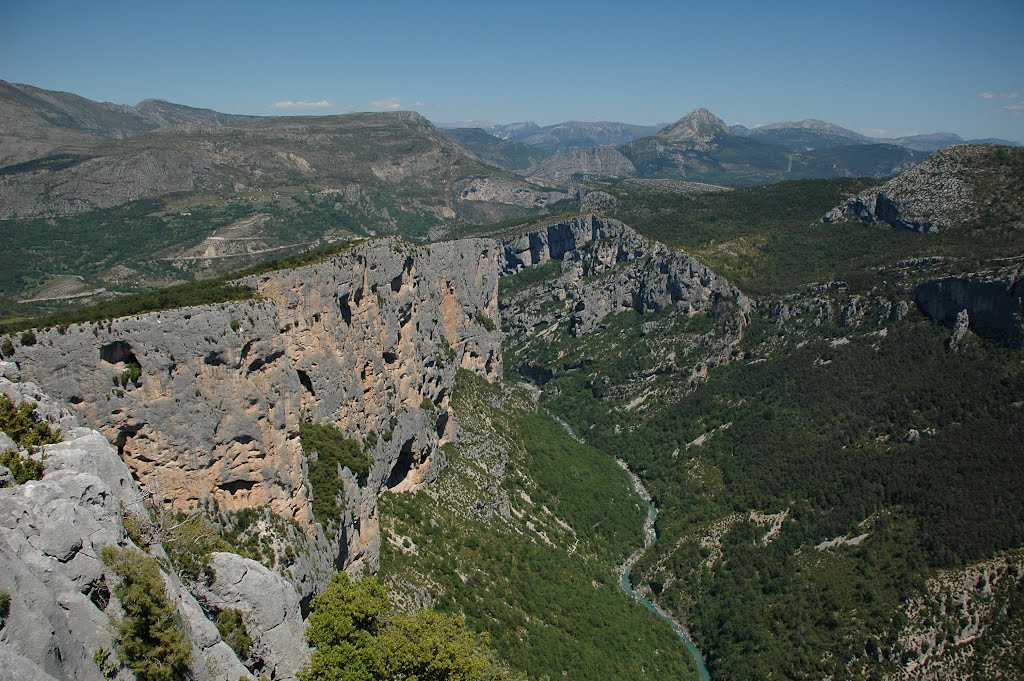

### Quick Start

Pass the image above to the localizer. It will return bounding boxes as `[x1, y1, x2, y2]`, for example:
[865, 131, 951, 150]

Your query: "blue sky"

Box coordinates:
[3, 0, 1023, 141]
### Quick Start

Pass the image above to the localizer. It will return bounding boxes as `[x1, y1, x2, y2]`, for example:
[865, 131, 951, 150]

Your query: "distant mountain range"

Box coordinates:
[0, 80, 566, 228]
[0, 80, 260, 167]
[2, 79, 1020, 230]
[437, 120, 663, 154]
[441, 113, 1018, 157]
[446, 109, 964, 185]
[731, 118, 1018, 152]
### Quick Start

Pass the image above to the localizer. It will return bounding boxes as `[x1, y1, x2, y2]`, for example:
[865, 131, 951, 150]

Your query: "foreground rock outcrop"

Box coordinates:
[0, 378, 262, 681]
[193, 552, 309, 680]
[10, 236, 502, 590]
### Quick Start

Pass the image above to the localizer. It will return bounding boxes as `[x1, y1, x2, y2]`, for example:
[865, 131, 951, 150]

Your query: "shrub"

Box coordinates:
[474, 311, 497, 332]
[121, 506, 152, 549]
[0, 394, 62, 449]
[92, 647, 119, 679]
[19, 330, 36, 346]
[0, 338, 13, 357]
[162, 512, 232, 585]
[0, 449, 44, 484]
[0, 588, 10, 616]
[215, 608, 252, 660]
[100, 545, 192, 681]
[300, 421, 372, 528]
[299, 572, 517, 681]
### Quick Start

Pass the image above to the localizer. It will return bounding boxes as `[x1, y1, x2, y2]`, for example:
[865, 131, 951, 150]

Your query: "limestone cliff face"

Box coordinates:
[914, 270, 1024, 348]
[13, 236, 501, 588]
[498, 214, 648, 274]
[500, 214, 750, 337]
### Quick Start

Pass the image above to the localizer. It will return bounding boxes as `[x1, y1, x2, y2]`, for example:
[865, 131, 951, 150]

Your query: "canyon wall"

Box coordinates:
[12, 236, 502, 590]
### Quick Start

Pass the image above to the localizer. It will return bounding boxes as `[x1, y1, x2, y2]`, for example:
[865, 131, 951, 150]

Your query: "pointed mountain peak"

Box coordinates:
[660, 108, 729, 143]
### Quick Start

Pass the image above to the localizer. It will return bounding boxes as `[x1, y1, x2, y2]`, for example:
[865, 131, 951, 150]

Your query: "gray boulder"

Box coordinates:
[0, 361, 20, 382]
[0, 643, 60, 681]
[196, 552, 310, 681]
[0, 431, 16, 451]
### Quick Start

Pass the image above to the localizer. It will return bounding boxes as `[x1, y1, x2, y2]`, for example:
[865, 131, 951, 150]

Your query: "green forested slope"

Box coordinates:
[499, 175, 1024, 679]
[378, 372, 699, 680]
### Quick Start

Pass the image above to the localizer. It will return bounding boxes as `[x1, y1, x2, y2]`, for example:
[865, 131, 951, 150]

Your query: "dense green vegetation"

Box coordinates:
[300, 421, 372, 529]
[100, 545, 193, 681]
[0, 198, 215, 296]
[607, 178, 1024, 294]
[517, 301, 1024, 678]
[490, 170, 1024, 678]
[300, 571, 520, 681]
[0, 188, 376, 324]
[379, 371, 697, 680]
[214, 608, 252, 660]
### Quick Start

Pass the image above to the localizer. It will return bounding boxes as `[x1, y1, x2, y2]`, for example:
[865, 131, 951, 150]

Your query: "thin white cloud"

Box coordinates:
[272, 99, 332, 110]
[370, 97, 425, 110]
[998, 101, 1024, 115]
[371, 97, 404, 110]
[979, 89, 1020, 100]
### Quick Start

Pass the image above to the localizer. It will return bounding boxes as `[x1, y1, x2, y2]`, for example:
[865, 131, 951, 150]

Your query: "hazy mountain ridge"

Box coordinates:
[444, 111, 1018, 185]
[440, 127, 549, 171]
[488, 120, 662, 153]
[736, 118, 1019, 152]
[0, 80, 261, 167]
[619, 108, 926, 184]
